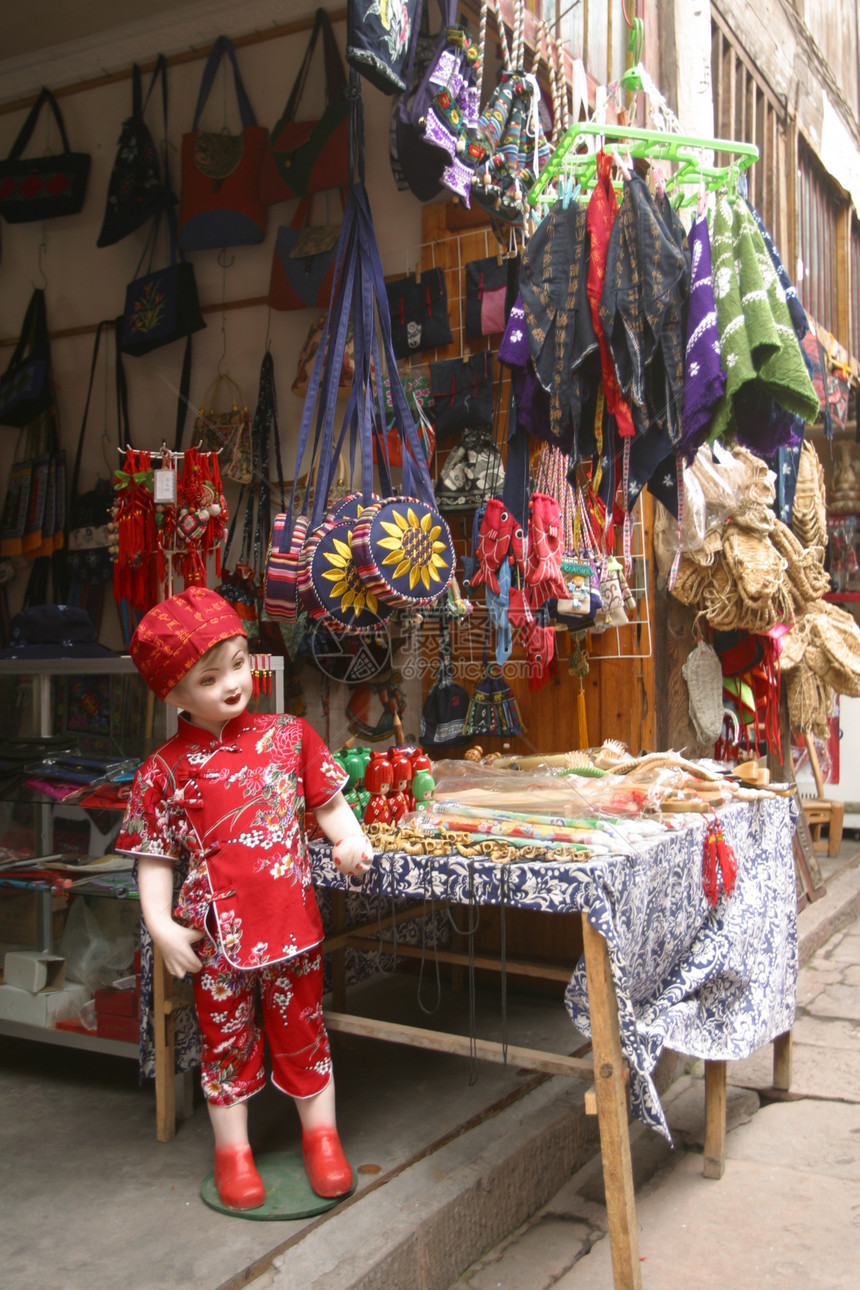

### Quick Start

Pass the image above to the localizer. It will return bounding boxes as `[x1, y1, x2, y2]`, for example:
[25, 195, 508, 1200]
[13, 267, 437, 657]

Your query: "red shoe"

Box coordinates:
[302, 1127, 355, 1198]
[213, 1145, 265, 1211]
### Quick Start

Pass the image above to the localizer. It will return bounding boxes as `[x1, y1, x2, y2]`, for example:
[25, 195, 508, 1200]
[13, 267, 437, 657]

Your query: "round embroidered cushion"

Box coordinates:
[299, 514, 393, 634]
[351, 497, 455, 609]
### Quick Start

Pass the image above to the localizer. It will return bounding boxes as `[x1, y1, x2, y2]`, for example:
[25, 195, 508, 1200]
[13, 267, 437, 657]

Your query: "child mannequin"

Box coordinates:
[116, 588, 372, 1212]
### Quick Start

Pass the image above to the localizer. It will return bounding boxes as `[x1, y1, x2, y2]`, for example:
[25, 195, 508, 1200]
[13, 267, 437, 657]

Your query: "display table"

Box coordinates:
[311, 795, 798, 1290]
[147, 796, 797, 1289]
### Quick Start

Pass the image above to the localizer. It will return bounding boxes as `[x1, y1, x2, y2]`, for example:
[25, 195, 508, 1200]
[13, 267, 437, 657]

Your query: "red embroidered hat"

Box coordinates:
[129, 587, 247, 699]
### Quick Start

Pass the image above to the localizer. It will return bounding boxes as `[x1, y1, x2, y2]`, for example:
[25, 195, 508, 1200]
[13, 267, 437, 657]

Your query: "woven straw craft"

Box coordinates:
[681, 640, 726, 744]
[811, 602, 860, 697]
[722, 526, 787, 608]
[672, 554, 713, 606]
[786, 663, 831, 736]
[791, 441, 828, 550]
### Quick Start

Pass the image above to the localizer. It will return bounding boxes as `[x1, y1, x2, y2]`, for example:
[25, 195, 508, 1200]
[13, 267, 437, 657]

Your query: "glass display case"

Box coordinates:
[0, 654, 285, 1060]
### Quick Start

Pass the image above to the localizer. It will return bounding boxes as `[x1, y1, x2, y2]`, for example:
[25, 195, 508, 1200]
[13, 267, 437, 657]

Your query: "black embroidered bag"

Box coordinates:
[119, 207, 205, 356]
[97, 56, 173, 248]
[385, 267, 453, 360]
[429, 350, 495, 439]
[346, 0, 423, 94]
[0, 289, 52, 428]
[0, 88, 90, 223]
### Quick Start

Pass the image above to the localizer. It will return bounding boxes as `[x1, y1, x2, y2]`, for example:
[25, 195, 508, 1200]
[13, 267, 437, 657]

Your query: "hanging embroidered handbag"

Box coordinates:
[0, 289, 52, 428]
[471, 1, 552, 223]
[464, 255, 511, 338]
[390, 5, 441, 197]
[291, 311, 355, 396]
[429, 350, 495, 439]
[346, 0, 423, 95]
[385, 267, 453, 359]
[392, 1, 482, 204]
[259, 7, 349, 205]
[346, 186, 454, 611]
[177, 36, 267, 251]
[420, 612, 469, 747]
[434, 425, 504, 512]
[97, 56, 172, 248]
[119, 207, 205, 356]
[373, 392, 436, 468]
[0, 407, 64, 559]
[65, 321, 128, 585]
[268, 194, 343, 311]
[193, 374, 252, 485]
[0, 88, 90, 223]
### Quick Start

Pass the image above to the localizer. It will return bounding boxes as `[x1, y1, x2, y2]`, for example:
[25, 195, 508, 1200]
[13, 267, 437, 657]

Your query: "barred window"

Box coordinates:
[711, 11, 787, 250]
[850, 215, 860, 360]
[797, 142, 844, 339]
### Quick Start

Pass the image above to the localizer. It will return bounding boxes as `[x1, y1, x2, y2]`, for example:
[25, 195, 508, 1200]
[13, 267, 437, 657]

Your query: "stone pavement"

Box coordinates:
[446, 861, 860, 1290]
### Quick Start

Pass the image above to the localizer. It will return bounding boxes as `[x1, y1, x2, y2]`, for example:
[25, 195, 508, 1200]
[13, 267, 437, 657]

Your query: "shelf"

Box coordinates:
[0, 657, 138, 676]
[0, 1017, 137, 1058]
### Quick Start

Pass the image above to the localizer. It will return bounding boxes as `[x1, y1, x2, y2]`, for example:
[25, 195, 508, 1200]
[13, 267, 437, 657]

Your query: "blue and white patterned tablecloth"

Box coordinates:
[311, 796, 798, 1138]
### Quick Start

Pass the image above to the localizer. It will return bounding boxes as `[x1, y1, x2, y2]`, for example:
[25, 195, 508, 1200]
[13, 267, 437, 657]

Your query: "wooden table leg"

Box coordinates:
[703, 1059, 726, 1179]
[152, 942, 176, 1143]
[772, 1030, 792, 1091]
[581, 915, 642, 1290]
[330, 889, 347, 1013]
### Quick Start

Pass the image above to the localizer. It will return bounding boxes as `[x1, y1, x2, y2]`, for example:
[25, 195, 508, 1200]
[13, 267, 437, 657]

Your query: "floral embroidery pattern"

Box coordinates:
[129, 279, 166, 336]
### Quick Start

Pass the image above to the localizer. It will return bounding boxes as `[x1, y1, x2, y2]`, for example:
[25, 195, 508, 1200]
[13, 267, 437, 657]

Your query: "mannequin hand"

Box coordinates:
[151, 921, 204, 978]
[331, 835, 374, 877]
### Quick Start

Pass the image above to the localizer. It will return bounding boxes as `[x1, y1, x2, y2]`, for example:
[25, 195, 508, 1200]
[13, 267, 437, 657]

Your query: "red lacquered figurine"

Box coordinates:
[388, 750, 413, 822]
[363, 753, 393, 825]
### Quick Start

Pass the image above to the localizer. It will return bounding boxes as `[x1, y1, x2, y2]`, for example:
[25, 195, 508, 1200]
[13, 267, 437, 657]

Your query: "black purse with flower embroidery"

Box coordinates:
[119, 206, 204, 356]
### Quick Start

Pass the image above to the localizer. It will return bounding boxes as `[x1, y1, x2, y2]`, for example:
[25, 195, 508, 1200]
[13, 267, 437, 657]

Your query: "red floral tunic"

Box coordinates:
[116, 713, 347, 969]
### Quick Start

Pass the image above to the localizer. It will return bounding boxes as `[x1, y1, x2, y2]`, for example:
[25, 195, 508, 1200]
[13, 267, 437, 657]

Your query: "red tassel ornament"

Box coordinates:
[702, 820, 719, 907]
[702, 813, 738, 905]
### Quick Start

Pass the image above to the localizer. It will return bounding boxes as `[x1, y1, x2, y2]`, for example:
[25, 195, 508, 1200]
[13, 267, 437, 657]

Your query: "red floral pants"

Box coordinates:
[193, 935, 332, 1107]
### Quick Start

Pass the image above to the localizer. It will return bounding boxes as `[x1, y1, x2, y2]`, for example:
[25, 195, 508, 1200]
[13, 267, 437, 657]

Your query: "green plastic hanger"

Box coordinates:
[528, 120, 759, 209]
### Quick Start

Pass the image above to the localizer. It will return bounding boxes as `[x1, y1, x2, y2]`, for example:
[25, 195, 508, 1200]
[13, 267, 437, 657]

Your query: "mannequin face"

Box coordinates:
[166, 635, 252, 736]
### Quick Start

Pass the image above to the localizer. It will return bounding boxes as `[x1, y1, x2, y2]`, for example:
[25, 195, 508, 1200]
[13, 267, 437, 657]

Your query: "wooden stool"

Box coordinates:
[800, 732, 844, 858]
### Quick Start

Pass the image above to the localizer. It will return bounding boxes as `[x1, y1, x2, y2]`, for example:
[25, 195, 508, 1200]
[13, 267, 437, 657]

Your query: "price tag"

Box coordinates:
[153, 469, 177, 506]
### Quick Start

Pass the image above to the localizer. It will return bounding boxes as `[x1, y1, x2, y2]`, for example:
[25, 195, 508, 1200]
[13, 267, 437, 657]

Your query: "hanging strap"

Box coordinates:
[352, 184, 436, 506]
[279, 191, 361, 546]
[70, 318, 130, 496]
[174, 335, 193, 451]
[70, 321, 108, 498]
[113, 317, 130, 446]
[6, 88, 72, 160]
[142, 54, 169, 127]
[191, 36, 257, 131]
[279, 7, 348, 123]
[5, 288, 50, 370]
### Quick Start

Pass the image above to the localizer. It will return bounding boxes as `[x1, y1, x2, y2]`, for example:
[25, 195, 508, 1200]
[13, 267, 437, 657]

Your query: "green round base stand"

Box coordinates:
[200, 1151, 357, 1221]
